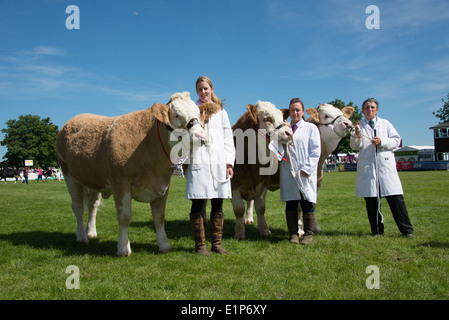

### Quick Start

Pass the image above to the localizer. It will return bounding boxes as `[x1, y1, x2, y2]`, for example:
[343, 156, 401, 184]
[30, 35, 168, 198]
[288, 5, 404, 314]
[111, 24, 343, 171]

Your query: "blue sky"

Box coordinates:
[1, 0, 449, 160]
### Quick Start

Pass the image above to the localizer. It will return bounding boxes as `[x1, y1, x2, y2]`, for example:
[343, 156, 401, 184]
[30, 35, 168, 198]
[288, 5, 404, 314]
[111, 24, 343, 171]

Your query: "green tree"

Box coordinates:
[432, 93, 449, 123]
[327, 99, 363, 155]
[0, 115, 59, 168]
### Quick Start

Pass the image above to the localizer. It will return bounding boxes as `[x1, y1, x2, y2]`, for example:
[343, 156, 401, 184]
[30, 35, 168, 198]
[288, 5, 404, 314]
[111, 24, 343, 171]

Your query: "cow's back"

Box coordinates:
[57, 109, 156, 192]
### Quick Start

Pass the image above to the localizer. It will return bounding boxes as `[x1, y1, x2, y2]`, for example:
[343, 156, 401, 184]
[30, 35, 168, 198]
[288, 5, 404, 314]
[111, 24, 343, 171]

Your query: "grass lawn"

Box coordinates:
[0, 171, 448, 300]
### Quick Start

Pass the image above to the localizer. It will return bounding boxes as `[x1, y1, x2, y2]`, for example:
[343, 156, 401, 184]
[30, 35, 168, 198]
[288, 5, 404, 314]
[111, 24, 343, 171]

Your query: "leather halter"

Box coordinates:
[156, 117, 200, 164]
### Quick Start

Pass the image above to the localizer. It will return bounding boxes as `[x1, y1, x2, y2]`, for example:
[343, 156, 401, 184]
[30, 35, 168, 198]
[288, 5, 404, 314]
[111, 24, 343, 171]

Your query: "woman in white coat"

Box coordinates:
[185, 76, 235, 255]
[280, 98, 321, 245]
[350, 98, 414, 236]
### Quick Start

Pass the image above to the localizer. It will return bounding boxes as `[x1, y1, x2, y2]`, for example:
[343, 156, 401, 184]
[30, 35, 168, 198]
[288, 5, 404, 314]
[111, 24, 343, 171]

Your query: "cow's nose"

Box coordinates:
[285, 131, 294, 144]
[194, 131, 207, 142]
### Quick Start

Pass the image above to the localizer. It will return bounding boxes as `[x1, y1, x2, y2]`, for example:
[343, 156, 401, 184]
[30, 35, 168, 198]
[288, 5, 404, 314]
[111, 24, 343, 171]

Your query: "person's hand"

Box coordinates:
[226, 164, 234, 179]
[371, 136, 381, 146]
[354, 121, 361, 137]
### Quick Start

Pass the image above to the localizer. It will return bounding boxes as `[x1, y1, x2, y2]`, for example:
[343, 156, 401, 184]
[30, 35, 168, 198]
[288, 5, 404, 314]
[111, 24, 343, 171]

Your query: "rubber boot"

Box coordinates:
[286, 210, 300, 244]
[301, 211, 316, 245]
[210, 212, 229, 254]
[190, 212, 210, 256]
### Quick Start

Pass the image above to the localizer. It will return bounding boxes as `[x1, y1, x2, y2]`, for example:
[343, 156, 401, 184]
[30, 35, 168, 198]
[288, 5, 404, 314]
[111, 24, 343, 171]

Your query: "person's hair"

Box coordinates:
[362, 98, 379, 109]
[195, 76, 224, 108]
[289, 97, 304, 110]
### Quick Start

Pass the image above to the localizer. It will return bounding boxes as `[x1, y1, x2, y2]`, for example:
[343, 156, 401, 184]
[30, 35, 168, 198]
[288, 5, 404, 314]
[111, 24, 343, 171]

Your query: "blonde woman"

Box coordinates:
[185, 76, 235, 255]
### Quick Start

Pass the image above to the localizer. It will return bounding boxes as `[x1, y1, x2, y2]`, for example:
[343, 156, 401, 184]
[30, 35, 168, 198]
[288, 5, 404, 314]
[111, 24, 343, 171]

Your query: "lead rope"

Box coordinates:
[157, 119, 188, 178]
[351, 126, 383, 234]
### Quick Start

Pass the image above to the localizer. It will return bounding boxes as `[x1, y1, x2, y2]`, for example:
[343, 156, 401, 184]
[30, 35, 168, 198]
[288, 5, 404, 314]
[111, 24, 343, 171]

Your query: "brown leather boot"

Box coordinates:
[190, 212, 210, 256]
[210, 212, 229, 254]
[301, 211, 316, 245]
[286, 210, 300, 244]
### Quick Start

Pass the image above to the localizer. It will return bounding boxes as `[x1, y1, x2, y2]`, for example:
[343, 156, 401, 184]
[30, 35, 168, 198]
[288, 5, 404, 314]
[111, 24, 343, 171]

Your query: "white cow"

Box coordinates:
[241, 103, 354, 238]
[57, 92, 206, 256]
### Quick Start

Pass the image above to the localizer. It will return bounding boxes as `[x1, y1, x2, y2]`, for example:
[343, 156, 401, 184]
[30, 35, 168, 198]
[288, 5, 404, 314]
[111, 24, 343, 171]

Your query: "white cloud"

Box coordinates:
[32, 46, 66, 57]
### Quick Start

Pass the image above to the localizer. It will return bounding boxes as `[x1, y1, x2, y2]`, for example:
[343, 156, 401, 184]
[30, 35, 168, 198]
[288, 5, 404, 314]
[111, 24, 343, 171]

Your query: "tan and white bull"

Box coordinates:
[236, 103, 354, 239]
[56, 92, 206, 256]
[231, 101, 293, 240]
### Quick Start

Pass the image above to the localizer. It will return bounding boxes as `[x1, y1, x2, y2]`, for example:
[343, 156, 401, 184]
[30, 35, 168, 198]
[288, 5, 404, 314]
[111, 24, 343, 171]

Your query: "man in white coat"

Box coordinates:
[185, 76, 235, 255]
[350, 98, 414, 236]
[280, 98, 321, 245]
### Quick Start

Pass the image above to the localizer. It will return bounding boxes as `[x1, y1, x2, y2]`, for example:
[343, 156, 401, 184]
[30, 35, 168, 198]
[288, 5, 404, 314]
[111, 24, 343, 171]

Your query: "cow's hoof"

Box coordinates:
[158, 243, 172, 254]
[260, 229, 271, 238]
[87, 233, 97, 239]
[235, 233, 245, 240]
[76, 237, 89, 245]
[117, 241, 131, 257]
[244, 219, 254, 225]
[117, 248, 131, 257]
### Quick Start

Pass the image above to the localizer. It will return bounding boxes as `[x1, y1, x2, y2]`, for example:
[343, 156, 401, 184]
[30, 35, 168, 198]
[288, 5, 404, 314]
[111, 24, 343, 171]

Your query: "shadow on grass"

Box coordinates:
[0, 231, 160, 257]
[418, 241, 449, 249]
[0, 218, 289, 257]
[134, 218, 288, 243]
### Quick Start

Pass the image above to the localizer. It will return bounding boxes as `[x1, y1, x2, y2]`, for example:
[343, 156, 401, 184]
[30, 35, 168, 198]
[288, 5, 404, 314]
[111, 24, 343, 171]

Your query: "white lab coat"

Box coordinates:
[185, 108, 235, 199]
[350, 117, 403, 198]
[280, 119, 321, 204]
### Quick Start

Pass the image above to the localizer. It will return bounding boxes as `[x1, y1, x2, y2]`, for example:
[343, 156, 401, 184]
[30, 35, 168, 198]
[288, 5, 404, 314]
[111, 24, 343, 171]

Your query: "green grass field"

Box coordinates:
[0, 171, 448, 300]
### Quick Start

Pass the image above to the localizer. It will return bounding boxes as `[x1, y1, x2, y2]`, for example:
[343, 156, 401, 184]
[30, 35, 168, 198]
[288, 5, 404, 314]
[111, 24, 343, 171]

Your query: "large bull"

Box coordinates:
[235, 103, 354, 239]
[56, 92, 206, 256]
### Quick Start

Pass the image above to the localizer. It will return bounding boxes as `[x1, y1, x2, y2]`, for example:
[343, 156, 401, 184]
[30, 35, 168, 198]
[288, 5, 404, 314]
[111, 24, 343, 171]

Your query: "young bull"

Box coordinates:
[231, 101, 293, 240]
[241, 103, 354, 238]
[57, 92, 205, 256]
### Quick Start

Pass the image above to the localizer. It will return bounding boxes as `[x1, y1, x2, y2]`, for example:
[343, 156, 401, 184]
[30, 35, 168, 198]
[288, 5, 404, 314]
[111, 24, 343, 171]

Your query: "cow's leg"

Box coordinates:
[231, 190, 246, 240]
[244, 200, 254, 224]
[86, 190, 101, 239]
[150, 191, 172, 253]
[255, 188, 271, 237]
[65, 174, 89, 244]
[114, 191, 132, 257]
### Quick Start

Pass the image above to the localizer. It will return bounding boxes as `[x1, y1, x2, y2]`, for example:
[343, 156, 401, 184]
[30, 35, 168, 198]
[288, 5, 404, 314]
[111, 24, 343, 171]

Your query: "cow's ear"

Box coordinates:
[342, 106, 355, 119]
[152, 103, 170, 124]
[199, 102, 221, 124]
[280, 108, 290, 121]
[247, 104, 258, 125]
[306, 107, 320, 123]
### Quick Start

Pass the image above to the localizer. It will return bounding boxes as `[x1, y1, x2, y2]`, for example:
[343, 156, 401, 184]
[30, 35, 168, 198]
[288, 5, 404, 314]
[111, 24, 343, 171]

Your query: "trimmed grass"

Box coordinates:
[0, 171, 448, 300]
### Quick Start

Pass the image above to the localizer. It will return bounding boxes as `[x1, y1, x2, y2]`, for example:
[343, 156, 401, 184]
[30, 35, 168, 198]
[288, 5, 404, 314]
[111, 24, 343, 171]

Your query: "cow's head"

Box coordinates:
[152, 91, 206, 146]
[306, 104, 354, 138]
[247, 101, 293, 145]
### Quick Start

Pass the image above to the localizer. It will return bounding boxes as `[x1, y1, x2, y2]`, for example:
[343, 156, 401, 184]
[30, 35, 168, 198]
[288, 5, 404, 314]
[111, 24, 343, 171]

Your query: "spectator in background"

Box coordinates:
[22, 167, 28, 185]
